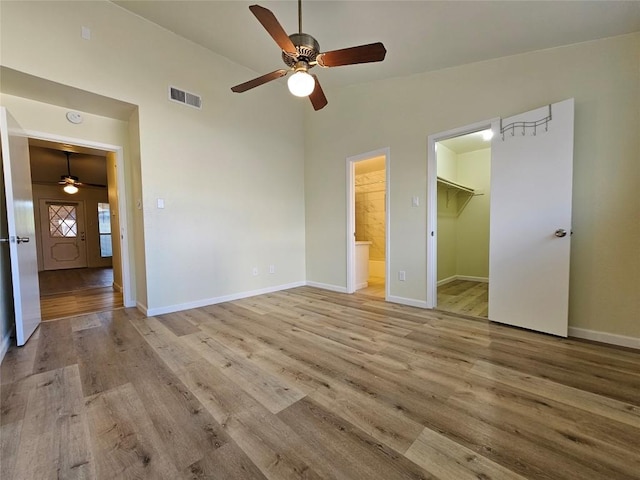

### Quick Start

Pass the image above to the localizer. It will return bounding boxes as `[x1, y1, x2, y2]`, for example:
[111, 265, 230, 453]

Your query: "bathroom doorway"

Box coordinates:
[346, 148, 389, 299]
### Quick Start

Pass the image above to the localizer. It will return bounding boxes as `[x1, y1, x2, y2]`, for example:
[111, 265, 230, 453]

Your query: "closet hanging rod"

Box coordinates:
[437, 176, 474, 194]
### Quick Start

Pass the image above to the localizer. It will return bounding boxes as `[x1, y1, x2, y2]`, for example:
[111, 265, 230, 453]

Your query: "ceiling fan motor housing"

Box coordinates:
[61, 175, 79, 183]
[282, 33, 320, 68]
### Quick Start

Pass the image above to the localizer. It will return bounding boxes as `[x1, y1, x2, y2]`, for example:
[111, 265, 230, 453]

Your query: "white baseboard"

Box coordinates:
[457, 275, 489, 283]
[305, 281, 348, 293]
[569, 327, 640, 350]
[136, 301, 149, 316]
[437, 275, 488, 286]
[437, 276, 457, 286]
[0, 332, 11, 364]
[387, 295, 428, 308]
[355, 282, 368, 290]
[145, 281, 306, 317]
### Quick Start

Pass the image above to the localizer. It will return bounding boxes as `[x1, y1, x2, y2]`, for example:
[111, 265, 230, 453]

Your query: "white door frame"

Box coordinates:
[346, 147, 390, 297]
[24, 129, 134, 308]
[426, 118, 499, 308]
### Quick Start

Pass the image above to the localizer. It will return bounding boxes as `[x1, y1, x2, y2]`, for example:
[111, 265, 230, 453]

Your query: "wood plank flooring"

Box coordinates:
[357, 275, 385, 298]
[438, 279, 489, 317]
[2, 286, 639, 479]
[40, 287, 123, 321]
[38, 268, 123, 321]
[39, 267, 114, 296]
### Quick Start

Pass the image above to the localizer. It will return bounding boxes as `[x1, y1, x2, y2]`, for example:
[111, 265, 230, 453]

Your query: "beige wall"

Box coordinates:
[436, 146, 490, 283]
[305, 33, 640, 339]
[436, 144, 458, 182]
[436, 144, 458, 281]
[0, 1, 306, 313]
[104, 152, 122, 289]
[456, 148, 490, 279]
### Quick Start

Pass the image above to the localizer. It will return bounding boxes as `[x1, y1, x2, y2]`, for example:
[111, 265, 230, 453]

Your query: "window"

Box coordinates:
[48, 204, 78, 238]
[98, 203, 112, 257]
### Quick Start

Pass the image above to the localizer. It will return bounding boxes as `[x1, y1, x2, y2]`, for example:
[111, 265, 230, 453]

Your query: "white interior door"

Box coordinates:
[40, 199, 88, 270]
[489, 99, 574, 337]
[0, 107, 41, 346]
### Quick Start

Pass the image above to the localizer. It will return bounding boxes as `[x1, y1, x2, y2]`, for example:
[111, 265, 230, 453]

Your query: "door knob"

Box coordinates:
[554, 229, 567, 238]
[16, 236, 30, 244]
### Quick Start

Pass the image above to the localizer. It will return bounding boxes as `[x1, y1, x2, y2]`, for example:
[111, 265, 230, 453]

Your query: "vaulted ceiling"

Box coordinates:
[113, 1, 640, 90]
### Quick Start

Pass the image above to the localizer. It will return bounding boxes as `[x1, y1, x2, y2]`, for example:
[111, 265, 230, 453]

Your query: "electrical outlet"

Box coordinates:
[269, 265, 275, 274]
[252, 267, 259, 276]
[398, 271, 406, 281]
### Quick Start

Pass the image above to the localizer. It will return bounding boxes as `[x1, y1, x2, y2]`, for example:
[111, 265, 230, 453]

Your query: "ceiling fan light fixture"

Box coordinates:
[288, 69, 315, 97]
[63, 184, 79, 194]
[231, 2, 385, 110]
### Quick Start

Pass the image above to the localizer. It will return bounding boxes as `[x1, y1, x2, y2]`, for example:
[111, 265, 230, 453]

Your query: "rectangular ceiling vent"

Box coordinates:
[169, 86, 202, 109]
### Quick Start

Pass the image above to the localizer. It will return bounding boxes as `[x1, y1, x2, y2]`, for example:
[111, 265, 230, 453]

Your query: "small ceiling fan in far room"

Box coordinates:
[231, 0, 387, 111]
[58, 151, 105, 194]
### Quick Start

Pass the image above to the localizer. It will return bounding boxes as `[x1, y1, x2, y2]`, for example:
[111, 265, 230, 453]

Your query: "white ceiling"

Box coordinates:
[113, 1, 640, 90]
[439, 130, 492, 155]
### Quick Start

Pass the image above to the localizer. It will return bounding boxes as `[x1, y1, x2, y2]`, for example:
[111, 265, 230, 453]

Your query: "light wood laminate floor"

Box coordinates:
[357, 275, 385, 298]
[40, 286, 124, 321]
[38, 268, 123, 321]
[2, 286, 639, 479]
[39, 267, 114, 295]
[438, 279, 489, 318]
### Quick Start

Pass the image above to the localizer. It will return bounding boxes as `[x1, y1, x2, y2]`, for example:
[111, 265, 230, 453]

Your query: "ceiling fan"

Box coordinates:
[58, 151, 105, 194]
[231, 0, 387, 110]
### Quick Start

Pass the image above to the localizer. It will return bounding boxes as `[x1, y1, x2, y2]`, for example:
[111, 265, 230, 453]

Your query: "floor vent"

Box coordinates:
[169, 86, 202, 109]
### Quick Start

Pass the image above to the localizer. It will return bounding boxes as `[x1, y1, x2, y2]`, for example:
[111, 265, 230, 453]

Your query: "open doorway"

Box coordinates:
[434, 131, 491, 317]
[427, 119, 495, 317]
[346, 148, 389, 299]
[29, 139, 124, 320]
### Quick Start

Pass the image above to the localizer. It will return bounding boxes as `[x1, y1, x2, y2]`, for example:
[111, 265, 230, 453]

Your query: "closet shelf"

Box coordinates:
[437, 176, 476, 216]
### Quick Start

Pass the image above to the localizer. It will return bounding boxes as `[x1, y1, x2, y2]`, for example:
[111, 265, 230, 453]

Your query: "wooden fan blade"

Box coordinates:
[249, 5, 297, 55]
[231, 69, 289, 93]
[309, 75, 328, 111]
[317, 42, 386, 67]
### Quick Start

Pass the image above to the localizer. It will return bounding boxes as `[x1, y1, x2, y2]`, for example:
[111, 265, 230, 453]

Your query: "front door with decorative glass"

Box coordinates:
[39, 199, 88, 270]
